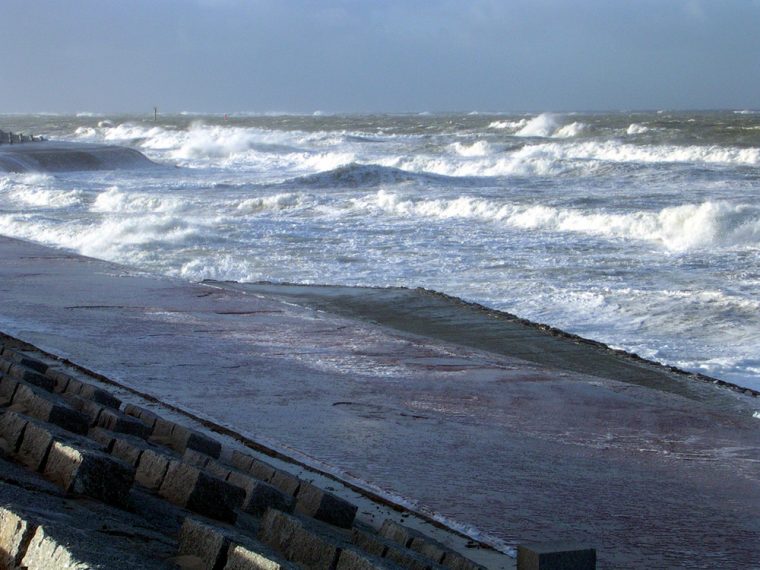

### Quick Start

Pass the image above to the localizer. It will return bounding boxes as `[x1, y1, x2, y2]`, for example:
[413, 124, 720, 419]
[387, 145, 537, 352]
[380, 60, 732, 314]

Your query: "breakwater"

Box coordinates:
[0, 129, 45, 144]
[0, 140, 157, 172]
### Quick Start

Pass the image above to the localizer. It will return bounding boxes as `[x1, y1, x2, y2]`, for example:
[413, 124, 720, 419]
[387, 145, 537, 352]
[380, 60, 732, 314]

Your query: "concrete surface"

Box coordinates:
[0, 235, 758, 568]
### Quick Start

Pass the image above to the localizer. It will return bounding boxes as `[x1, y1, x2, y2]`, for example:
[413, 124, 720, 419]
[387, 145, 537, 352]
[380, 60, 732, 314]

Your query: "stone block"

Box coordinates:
[63, 377, 122, 409]
[45, 368, 75, 393]
[159, 460, 245, 523]
[296, 482, 357, 528]
[517, 543, 596, 570]
[136, 447, 175, 490]
[379, 520, 412, 547]
[77, 382, 121, 409]
[64, 394, 105, 425]
[269, 468, 301, 496]
[249, 459, 278, 483]
[0, 410, 29, 451]
[96, 407, 152, 438]
[178, 516, 231, 570]
[379, 520, 473, 567]
[170, 424, 222, 458]
[230, 450, 255, 472]
[152, 416, 177, 439]
[337, 548, 405, 570]
[88, 426, 118, 449]
[227, 470, 294, 516]
[5, 351, 50, 374]
[351, 528, 446, 570]
[408, 536, 446, 564]
[124, 403, 160, 429]
[12, 384, 89, 434]
[7, 363, 55, 391]
[19, 524, 89, 570]
[441, 551, 485, 570]
[16, 419, 55, 471]
[0, 374, 21, 405]
[184, 447, 213, 469]
[258, 508, 343, 570]
[225, 543, 299, 570]
[0, 506, 37, 569]
[43, 440, 134, 506]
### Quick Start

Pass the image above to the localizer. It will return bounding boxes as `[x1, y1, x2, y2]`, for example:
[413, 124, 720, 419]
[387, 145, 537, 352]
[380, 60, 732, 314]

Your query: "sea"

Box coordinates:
[1, 110, 759, 391]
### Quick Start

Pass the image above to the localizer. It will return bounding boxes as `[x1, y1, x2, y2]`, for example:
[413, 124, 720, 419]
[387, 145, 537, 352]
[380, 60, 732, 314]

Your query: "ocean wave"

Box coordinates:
[235, 192, 308, 213]
[288, 163, 462, 189]
[360, 191, 760, 251]
[450, 140, 493, 157]
[516, 113, 558, 137]
[488, 114, 586, 139]
[626, 123, 649, 135]
[90, 186, 187, 214]
[0, 173, 85, 209]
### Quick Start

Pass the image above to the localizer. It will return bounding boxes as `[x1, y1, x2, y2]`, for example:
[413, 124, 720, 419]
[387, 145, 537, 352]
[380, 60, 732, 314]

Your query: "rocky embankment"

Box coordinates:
[0, 337, 491, 570]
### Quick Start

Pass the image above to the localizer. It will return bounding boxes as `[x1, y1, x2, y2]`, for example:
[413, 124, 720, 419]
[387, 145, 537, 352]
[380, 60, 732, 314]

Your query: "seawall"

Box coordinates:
[0, 140, 158, 173]
[0, 235, 758, 568]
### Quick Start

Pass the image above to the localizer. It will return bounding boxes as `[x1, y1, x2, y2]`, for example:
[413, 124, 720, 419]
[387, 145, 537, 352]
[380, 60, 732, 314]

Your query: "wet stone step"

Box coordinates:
[158, 459, 245, 523]
[10, 382, 90, 435]
[178, 515, 298, 570]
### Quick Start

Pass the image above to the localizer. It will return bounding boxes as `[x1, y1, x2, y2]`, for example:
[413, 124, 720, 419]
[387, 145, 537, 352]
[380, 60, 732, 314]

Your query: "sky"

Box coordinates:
[1, 0, 759, 114]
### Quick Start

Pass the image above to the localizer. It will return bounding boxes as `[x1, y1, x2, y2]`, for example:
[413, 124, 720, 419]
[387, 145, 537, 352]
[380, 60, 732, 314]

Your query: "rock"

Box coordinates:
[124, 403, 160, 430]
[0, 505, 37, 569]
[16, 418, 56, 471]
[295, 482, 357, 529]
[64, 377, 122, 409]
[12, 383, 89, 435]
[517, 542, 597, 570]
[170, 424, 222, 459]
[224, 543, 298, 570]
[178, 517, 231, 570]
[158, 460, 245, 523]
[227, 470, 294, 515]
[0, 410, 29, 451]
[230, 450, 255, 472]
[43, 440, 135, 507]
[258, 508, 344, 570]
[0, 374, 21, 405]
[6, 363, 55, 391]
[269, 468, 302, 496]
[351, 528, 445, 570]
[336, 548, 405, 570]
[136, 447, 175, 490]
[97, 407, 152, 438]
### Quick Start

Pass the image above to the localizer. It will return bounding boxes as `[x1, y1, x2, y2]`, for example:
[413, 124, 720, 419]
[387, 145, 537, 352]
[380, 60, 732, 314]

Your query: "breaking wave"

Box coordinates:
[361, 191, 760, 251]
[289, 163, 463, 189]
[489, 114, 586, 138]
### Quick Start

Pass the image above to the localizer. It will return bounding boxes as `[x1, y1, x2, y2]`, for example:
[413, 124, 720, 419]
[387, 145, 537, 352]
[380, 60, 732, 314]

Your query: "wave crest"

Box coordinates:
[361, 191, 760, 251]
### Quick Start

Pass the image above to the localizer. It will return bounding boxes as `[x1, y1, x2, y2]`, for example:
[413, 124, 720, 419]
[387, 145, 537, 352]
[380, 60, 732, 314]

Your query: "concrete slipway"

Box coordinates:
[0, 234, 758, 568]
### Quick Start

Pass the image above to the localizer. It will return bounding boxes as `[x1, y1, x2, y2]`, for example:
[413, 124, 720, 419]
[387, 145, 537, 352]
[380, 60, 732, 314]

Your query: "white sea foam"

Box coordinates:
[91, 186, 186, 214]
[553, 122, 585, 138]
[450, 140, 492, 157]
[235, 193, 307, 213]
[626, 123, 649, 135]
[362, 191, 760, 251]
[516, 113, 558, 137]
[488, 118, 528, 130]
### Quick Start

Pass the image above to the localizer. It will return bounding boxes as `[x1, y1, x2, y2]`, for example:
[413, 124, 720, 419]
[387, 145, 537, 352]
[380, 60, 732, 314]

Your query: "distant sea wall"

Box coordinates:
[0, 140, 157, 173]
[0, 128, 45, 144]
